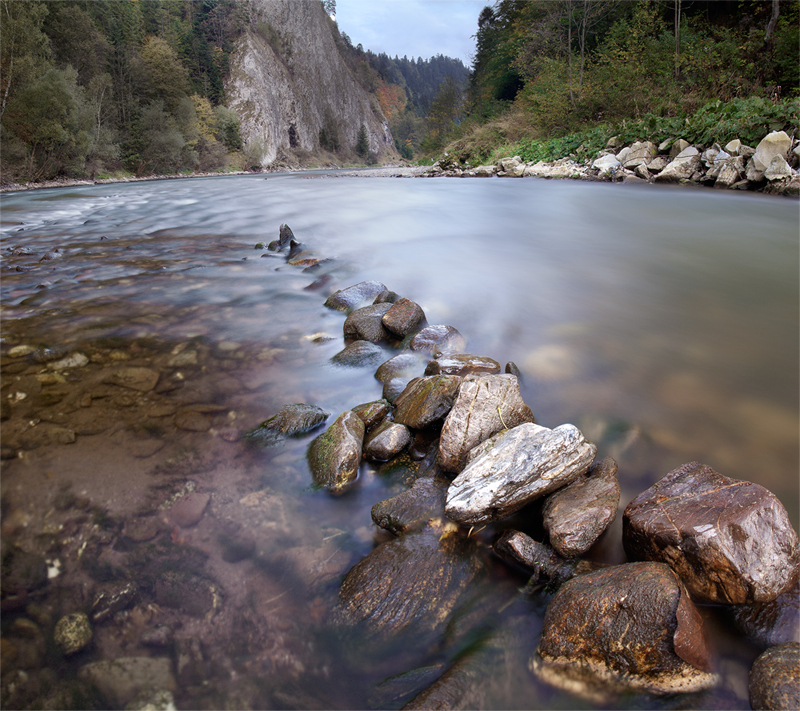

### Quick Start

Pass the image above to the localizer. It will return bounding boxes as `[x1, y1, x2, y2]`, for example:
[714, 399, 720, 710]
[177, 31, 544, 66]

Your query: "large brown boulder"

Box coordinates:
[438, 374, 535, 473]
[307, 411, 365, 495]
[623, 462, 800, 604]
[393, 375, 461, 429]
[444, 423, 596, 526]
[381, 297, 426, 337]
[542, 456, 619, 557]
[532, 562, 717, 697]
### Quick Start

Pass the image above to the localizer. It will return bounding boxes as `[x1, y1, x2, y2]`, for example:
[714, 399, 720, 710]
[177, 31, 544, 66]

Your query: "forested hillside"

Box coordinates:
[0, 0, 469, 184]
[443, 0, 799, 165]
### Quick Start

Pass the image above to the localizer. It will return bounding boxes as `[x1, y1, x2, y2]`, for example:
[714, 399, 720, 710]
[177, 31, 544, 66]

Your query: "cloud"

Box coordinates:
[334, 0, 485, 64]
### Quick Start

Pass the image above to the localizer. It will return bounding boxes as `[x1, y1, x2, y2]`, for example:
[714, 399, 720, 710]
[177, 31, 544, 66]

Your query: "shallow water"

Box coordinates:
[1, 173, 798, 709]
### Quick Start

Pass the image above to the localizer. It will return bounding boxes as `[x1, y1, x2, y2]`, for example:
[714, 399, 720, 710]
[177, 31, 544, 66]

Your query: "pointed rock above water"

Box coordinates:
[623, 461, 800, 604]
[438, 374, 535, 473]
[444, 422, 597, 526]
[542, 456, 620, 557]
[307, 411, 365, 495]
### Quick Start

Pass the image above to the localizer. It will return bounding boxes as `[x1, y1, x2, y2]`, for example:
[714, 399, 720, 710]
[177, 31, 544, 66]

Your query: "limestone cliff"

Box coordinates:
[227, 0, 396, 167]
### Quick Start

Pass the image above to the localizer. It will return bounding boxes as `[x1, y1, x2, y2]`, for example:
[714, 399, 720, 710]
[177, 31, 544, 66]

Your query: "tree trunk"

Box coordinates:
[764, 0, 780, 44]
[674, 0, 682, 78]
[567, 0, 576, 110]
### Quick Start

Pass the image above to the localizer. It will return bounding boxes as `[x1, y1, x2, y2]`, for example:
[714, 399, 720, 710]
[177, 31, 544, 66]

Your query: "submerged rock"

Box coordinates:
[749, 643, 800, 711]
[331, 340, 385, 368]
[2, 545, 48, 597]
[393, 375, 461, 429]
[324, 280, 388, 311]
[337, 522, 486, 637]
[542, 456, 620, 557]
[79, 657, 176, 709]
[307, 411, 365, 495]
[103, 366, 160, 392]
[532, 562, 717, 697]
[623, 461, 800, 604]
[424, 353, 501, 376]
[54, 612, 93, 655]
[438, 373, 535, 473]
[243, 404, 329, 447]
[371, 475, 450, 535]
[445, 423, 597, 526]
[408, 325, 466, 355]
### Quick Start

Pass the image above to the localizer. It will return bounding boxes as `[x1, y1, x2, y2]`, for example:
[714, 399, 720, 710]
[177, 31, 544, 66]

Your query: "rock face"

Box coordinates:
[438, 374, 535, 473]
[749, 643, 800, 711]
[542, 456, 620, 557]
[532, 562, 717, 696]
[623, 462, 800, 604]
[227, 0, 395, 167]
[307, 411, 365, 494]
[445, 423, 597, 525]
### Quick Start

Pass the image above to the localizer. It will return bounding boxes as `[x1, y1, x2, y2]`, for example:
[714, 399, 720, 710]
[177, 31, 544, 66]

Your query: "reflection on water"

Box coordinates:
[1, 174, 797, 709]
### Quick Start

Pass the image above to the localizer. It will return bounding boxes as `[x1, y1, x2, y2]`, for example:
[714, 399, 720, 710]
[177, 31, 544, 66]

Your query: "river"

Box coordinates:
[1, 172, 798, 709]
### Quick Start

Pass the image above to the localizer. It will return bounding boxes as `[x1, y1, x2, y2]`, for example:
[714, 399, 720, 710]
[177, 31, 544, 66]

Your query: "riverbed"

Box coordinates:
[1, 172, 798, 709]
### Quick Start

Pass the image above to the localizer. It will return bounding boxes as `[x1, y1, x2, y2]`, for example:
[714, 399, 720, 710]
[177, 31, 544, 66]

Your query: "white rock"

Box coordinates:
[623, 141, 657, 168]
[724, 139, 742, 156]
[670, 139, 691, 157]
[752, 130, 792, 172]
[444, 422, 597, 525]
[592, 154, 622, 175]
[653, 147, 701, 183]
[47, 352, 89, 370]
[764, 155, 793, 181]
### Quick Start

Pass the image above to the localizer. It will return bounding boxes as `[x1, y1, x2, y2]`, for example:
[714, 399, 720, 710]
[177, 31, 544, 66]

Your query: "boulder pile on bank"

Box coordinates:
[426, 130, 800, 196]
[252, 269, 800, 707]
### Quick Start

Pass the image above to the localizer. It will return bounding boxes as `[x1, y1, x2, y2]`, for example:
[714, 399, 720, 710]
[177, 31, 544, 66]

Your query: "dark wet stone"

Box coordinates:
[383, 376, 411, 404]
[371, 475, 449, 535]
[1, 545, 48, 596]
[287, 239, 304, 259]
[542, 456, 620, 557]
[375, 352, 423, 383]
[218, 530, 255, 563]
[374, 289, 400, 304]
[364, 420, 412, 461]
[174, 410, 211, 432]
[91, 582, 139, 624]
[532, 562, 716, 696]
[494, 530, 593, 584]
[32, 346, 69, 363]
[733, 580, 800, 647]
[381, 298, 426, 338]
[393, 375, 461, 429]
[123, 516, 163, 542]
[351, 399, 391, 430]
[167, 493, 210, 528]
[154, 572, 215, 617]
[307, 411, 365, 495]
[425, 353, 501, 376]
[408, 325, 466, 355]
[18, 424, 76, 449]
[505, 361, 522, 379]
[438, 374, 535, 473]
[749, 643, 800, 710]
[338, 523, 487, 636]
[623, 461, 800, 604]
[103, 367, 160, 392]
[243, 404, 329, 447]
[445, 423, 597, 526]
[343, 303, 393, 343]
[331, 340, 385, 368]
[324, 280, 388, 311]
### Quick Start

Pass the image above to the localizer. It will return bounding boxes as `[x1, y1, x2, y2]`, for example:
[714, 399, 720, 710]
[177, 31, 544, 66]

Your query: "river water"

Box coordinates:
[1, 173, 798, 709]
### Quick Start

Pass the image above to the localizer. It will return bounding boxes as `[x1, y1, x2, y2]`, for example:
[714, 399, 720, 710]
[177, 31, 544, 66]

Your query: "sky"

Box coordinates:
[333, 0, 488, 66]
